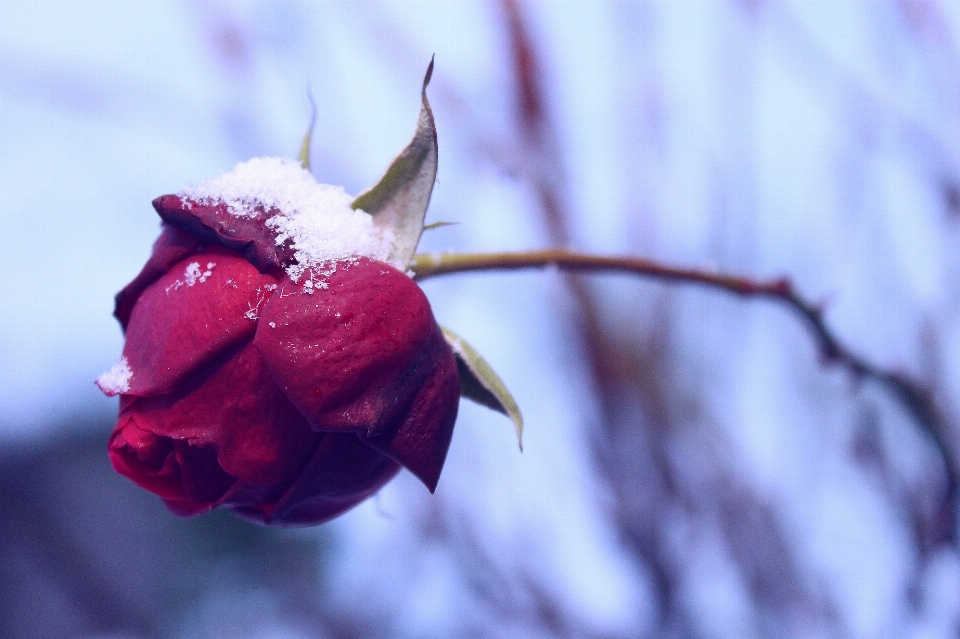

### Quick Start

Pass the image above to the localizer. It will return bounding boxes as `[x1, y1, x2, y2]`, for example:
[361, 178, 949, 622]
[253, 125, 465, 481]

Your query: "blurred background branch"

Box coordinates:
[413, 242, 959, 550]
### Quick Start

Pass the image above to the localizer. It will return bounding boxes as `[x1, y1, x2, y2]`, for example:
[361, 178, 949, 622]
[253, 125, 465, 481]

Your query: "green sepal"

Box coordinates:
[298, 93, 317, 171]
[423, 221, 457, 231]
[441, 326, 523, 451]
[352, 57, 438, 269]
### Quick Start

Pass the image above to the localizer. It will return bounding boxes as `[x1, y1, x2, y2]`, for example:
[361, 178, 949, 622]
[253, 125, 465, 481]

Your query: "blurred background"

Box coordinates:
[2, 1, 960, 637]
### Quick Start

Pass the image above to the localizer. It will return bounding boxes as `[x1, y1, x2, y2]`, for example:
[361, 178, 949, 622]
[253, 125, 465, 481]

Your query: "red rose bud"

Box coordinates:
[98, 158, 459, 526]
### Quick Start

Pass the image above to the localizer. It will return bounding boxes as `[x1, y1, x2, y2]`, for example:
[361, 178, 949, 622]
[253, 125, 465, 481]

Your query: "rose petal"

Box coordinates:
[114, 224, 204, 330]
[122, 246, 279, 396]
[162, 497, 219, 518]
[174, 439, 239, 503]
[108, 416, 235, 512]
[108, 415, 182, 500]
[360, 343, 459, 493]
[153, 194, 294, 271]
[254, 258, 439, 433]
[127, 341, 319, 485]
[229, 433, 401, 526]
[212, 481, 287, 520]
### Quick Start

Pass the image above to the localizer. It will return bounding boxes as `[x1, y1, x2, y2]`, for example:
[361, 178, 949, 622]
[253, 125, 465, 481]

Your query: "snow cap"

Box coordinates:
[179, 157, 394, 279]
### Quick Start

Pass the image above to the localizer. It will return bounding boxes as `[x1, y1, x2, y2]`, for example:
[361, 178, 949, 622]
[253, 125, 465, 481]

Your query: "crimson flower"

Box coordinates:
[97, 156, 459, 525]
[99, 66, 520, 526]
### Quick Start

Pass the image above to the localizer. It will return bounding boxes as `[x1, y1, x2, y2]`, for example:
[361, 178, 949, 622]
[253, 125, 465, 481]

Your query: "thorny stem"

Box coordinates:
[412, 249, 958, 539]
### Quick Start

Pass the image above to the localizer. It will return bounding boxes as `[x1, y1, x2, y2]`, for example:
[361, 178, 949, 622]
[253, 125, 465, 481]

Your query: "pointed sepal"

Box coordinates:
[422, 221, 457, 231]
[441, 327, 523, 451]
[352, 57, 438, 269]
[298, 93, 317, 171]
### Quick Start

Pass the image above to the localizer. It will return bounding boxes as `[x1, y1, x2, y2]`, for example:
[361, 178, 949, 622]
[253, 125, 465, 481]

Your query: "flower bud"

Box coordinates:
[98, 158, 459, 525]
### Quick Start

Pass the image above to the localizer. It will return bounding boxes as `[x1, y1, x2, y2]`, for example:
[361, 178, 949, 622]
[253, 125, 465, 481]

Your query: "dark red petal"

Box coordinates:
[122, 246, 279, 397]
[228, 433, 401, 526]
[173, 439, 238, 504]
[360, 346, 460, 492]
[162, 497, 218, 518]
[153, 194, 295, 271]
[114, 224, 204, 330]
[129, 341, 319, 485]
[109, 414, 237, 515]
[213, 481, 287, 520]
[254, 258, 440, 433]
[108, 415, 183, 500]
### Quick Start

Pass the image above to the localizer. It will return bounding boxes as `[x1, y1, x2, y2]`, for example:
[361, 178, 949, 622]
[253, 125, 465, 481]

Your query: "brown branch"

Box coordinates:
[412, 248, 959, 543]
[413, 249, 791, 295]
